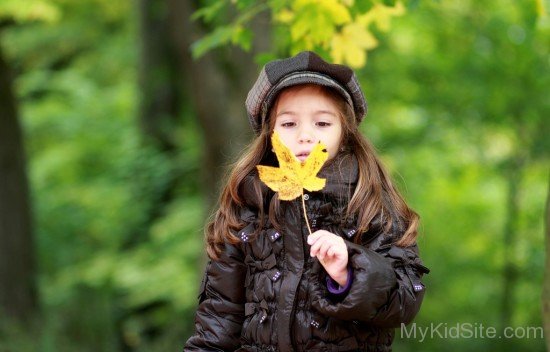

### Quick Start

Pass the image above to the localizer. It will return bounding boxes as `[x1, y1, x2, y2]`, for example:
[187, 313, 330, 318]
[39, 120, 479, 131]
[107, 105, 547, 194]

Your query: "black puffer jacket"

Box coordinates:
[185, 154, 429, 351]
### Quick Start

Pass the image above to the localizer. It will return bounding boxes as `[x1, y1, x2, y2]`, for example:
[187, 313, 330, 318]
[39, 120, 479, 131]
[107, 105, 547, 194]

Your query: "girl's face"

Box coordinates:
[272, 85, 343, 162]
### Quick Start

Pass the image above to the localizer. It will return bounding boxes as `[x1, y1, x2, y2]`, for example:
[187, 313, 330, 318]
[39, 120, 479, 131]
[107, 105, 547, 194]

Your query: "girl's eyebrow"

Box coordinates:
[275, 110, 296, 117]
[276, 109, 338, 117]
[314, 110, 338, 116]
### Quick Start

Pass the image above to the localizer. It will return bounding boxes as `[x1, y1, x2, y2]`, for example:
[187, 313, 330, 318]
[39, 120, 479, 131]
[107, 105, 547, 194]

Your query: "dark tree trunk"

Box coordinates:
[542, 173, 550, 350]
[0, 35, 37, 323]
[178, 0, 271, 211]
[137, 0, 180, 152]
[501, 153, 524, 330]
[126, 0, 186, 248]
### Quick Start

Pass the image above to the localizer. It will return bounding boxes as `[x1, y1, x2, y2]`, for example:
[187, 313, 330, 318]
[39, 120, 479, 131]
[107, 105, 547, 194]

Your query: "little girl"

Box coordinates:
[184, 51, 429, 352]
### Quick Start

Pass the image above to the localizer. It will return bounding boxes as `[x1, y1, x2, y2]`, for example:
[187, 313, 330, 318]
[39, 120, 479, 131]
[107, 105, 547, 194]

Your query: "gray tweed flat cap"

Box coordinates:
[245, 51, 367, 134]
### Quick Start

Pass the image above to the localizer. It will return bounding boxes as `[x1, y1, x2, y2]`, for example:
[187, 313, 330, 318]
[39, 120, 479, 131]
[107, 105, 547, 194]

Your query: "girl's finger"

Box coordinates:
[317, 240, 333, 259]
[307, 230, 328, 245]
[309, 233, 329, 254]
[310, 237, 326, 256]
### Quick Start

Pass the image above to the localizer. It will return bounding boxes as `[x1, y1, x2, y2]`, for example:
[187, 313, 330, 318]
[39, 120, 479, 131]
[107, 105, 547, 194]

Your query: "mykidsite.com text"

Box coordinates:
[400, 322, 544, 342]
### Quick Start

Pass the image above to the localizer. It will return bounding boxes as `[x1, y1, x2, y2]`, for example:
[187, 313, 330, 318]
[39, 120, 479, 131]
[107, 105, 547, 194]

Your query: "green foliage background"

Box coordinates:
[0, 0, 548, 351]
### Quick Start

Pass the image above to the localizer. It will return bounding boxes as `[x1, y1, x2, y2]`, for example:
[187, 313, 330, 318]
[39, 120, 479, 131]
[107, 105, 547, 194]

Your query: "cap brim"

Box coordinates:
[260, 72, 354, 124]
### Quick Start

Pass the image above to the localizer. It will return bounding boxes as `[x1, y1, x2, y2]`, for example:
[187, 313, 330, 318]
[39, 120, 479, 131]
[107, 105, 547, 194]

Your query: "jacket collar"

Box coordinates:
[316, 152, 358, 202]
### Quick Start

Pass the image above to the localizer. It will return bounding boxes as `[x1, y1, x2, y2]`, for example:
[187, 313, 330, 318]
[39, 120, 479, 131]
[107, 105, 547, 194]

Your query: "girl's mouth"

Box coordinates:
[296, 152, 310, 161]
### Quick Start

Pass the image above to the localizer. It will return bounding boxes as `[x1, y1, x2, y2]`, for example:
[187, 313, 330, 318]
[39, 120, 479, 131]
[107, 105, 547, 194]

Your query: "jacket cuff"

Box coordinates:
[326, 266, 353, 295]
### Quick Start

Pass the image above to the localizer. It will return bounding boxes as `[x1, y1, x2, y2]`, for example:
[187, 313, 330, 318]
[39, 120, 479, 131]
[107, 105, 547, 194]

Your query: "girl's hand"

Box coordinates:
[307, 230, 349, 287]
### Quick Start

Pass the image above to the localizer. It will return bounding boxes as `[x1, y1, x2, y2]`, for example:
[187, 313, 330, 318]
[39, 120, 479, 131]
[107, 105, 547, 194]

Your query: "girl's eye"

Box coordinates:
[280, 122, 295, 127]
[317, 121, 332, 127]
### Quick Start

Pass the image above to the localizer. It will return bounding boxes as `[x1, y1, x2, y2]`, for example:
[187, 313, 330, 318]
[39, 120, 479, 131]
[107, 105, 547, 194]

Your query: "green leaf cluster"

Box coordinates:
[191, 0, 416, 67]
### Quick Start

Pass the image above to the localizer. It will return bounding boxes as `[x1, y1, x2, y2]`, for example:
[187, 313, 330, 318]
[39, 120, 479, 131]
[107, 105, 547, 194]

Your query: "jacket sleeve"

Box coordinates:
[311, 239, 429, 328]
[184, 242, 247, 351]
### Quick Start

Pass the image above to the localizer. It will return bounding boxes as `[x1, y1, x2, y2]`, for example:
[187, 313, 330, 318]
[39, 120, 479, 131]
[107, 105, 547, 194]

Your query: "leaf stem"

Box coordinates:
[301, 190, 312, 235]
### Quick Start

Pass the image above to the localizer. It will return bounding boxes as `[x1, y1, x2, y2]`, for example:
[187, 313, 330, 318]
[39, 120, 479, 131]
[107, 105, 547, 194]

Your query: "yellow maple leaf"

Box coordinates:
[331, 21, 378, 67]
[256, 131, 328, 201]
[358, 1, 406, 32]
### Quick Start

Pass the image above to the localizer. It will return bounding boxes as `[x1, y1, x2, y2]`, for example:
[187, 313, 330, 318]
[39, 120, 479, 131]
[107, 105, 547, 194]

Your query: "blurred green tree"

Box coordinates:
[356, 1, 548, 350]
[0, 26, 36, 325]
[0, 0, 62, 326]
[545, 180, 550, 351]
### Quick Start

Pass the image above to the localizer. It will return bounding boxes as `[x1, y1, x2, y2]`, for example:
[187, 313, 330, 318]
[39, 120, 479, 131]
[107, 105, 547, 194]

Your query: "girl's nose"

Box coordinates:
[298, 127, 314, 144]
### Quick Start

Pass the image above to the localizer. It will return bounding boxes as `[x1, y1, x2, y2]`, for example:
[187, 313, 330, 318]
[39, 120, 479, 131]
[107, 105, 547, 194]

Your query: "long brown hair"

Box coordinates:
[205, 85, 419, 260]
